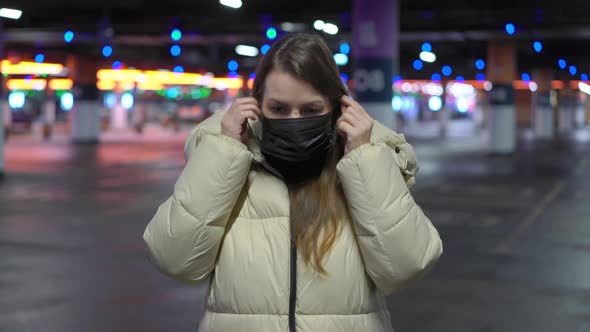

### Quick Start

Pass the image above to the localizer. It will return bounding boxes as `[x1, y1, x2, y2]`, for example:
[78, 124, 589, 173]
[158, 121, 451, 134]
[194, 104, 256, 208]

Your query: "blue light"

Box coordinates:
[173, 65, 184, 73]
[393, 75, 403, 83]
[558, 59, 567, 69]
[428, 96, 442, 112]
[505, 23, 515, 35]
[266, 27, 277, 40]
[582, 73, 589, 81]
[60, 92, 74, 111]
[421, 42, 432, 52]
[228, 71, 239, 78]
[35, 53, 44, 63]
[102, 45, 113, 57]
[392, 96, 402, 111]
[170, 45, 181, 57]
[413, 59, 424, 71]
[261, 44, 271, 55]
[64, 31, 74, 43]
[121, 92, 134, 110]
[521, 73, 531, 81]
[249, 72, 256, 79]
[8, 92, 25, 109]
[475, 59, 485, 70]
[166, 88, 179, 99]
[104, 93, 116, 108]
[457, 98, 469, 113]
[569, 66, 577, 76]
[340, 73, 349, 83]
[171, 29, 182, 41]
[442, 65, 452, 76]
[476, 73, 486, 81]
[533, 41, 543, 53]
[227, 60, 239, 71]
[112, 61, 123, 70]
[334, 53, 348, 66]
[456, 76, 465, 81]
[432, 73, 441, 81]
[340, 43, 350, 55]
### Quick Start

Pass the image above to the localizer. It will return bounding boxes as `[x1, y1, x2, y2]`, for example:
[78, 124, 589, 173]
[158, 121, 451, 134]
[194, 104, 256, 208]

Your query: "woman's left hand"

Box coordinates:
[337, 95, 374, 154]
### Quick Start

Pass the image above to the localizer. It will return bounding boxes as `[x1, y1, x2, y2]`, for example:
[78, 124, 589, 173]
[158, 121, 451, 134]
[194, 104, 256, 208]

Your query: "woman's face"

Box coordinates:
[261, 70, 331, 119]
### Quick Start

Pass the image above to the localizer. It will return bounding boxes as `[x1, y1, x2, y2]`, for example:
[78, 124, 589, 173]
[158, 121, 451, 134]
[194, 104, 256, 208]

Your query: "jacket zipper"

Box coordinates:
[288, 240, 297, 332]
[258, 159, 297, 331]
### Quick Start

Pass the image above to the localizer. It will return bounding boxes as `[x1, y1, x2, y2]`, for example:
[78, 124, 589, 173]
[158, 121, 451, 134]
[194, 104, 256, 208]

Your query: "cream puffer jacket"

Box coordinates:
[143, 110, 442, 332]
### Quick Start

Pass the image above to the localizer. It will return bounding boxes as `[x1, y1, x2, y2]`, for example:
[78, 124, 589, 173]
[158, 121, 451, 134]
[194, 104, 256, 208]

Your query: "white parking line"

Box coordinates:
[494, 180, 567, 254]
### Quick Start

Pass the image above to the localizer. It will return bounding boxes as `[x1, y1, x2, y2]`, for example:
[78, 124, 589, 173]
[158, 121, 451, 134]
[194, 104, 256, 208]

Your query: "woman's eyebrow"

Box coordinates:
[266, 98, 325, 107]
[300, 100, 325, 107]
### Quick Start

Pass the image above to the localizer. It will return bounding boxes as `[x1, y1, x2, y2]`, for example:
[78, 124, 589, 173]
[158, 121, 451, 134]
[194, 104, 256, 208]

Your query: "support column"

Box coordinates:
[110, 91, 128, 130]
[532, 69, 554, 139]
[352, 0, 398, 129]
[558, 83, 575, 133]
[67, 56, 100, 143]
[41, 90, 56, 140]
[438, 79, 449, 138]
[574, 91, 586, 128]
[486, 41, 517, 154]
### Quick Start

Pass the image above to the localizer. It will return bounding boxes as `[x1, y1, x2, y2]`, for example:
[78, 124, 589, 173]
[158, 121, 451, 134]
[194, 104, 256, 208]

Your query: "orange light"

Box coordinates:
[212, 77, 244, 90]
[97, 80, 116, 90]
[144, 71, 203, 85]
[97, 69, 143, 82]
[118, 81, 136, 91]
[137, 82, 165, 90]
[551, 80, 564, 90]
[512, 80, 531, 90]
[1, 60, 64, 75]
[247, 78, 254, 89]
[458, 80, 488, 90]
[570, 81, 580, 89]
[48, 78, 73, 90]
[7, 78, 47, 90]
[97, 68, 244, 90]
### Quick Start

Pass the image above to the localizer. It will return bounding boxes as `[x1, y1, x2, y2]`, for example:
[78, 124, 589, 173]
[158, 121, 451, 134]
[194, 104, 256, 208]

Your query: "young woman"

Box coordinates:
[144, 33, 442, 332]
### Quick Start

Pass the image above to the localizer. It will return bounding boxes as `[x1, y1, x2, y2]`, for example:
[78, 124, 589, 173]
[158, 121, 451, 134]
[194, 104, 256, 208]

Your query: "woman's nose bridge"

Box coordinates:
[289, 108, 302, 118]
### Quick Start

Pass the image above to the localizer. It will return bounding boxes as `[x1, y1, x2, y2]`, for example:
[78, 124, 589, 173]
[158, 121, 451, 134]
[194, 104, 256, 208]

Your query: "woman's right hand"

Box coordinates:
[221, 97, 261, 144]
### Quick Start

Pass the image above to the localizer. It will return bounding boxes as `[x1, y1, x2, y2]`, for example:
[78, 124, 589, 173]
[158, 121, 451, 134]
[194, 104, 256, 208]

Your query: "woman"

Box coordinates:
[143, 33, 442, 332]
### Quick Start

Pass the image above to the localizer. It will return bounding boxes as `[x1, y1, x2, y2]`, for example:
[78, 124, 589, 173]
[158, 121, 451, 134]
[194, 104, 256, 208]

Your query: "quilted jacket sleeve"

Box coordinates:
[143, 112, 253, 283]
[336, 125, 442, 295]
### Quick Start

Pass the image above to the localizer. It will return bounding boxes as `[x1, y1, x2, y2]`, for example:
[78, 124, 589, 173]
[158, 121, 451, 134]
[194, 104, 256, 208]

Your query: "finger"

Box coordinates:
[237, 110, 260, 122]
[235, 97, 259, 105]
[236, 104, 262, 118]
[341, 96, 372, 122]
[340, 95, 363, 110]
[337, 120, 355, 137]
[337, 111, 357, 127]
[343, 106, 373, 129]
[343, 106, 364, 121]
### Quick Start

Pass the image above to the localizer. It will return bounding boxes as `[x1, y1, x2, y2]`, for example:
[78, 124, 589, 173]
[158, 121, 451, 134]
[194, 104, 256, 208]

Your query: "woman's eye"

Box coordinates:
[303, 108, 322, 115]
[270, 107, 287, 114]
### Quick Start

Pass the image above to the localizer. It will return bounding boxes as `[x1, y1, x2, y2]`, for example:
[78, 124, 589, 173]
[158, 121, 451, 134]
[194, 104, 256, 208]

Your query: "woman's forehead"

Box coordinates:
[263, 70, 328, 105]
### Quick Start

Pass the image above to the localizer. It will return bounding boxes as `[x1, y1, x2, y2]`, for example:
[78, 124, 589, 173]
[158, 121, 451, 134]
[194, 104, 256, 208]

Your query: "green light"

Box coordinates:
[171, 29, 182, 41]
[200, 87, 212, 98]
[191, 89, 202, 99]
[266, 27, 277, 40]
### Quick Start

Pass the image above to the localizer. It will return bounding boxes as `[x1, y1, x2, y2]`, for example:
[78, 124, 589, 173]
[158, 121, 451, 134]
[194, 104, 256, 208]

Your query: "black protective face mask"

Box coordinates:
[260, 112, 336, 183]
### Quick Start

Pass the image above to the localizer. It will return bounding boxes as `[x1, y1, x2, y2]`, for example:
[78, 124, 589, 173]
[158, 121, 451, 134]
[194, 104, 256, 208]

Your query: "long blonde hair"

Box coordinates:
[253, 33, 351, 274]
